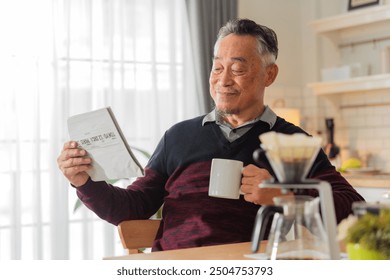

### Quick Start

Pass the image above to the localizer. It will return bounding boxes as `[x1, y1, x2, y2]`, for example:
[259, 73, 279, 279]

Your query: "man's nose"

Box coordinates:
[219, 70, 234, 86]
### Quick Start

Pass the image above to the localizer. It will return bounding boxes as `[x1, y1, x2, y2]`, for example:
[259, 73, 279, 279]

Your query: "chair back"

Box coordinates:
[117, 219, 161, 254]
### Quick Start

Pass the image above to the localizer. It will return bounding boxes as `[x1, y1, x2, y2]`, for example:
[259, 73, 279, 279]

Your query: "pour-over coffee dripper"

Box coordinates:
[251, 132, 340, 259]
[257, 132, 322, 183]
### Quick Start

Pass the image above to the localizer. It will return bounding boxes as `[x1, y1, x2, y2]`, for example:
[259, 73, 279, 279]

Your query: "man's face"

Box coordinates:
[209, 34, 277, 118]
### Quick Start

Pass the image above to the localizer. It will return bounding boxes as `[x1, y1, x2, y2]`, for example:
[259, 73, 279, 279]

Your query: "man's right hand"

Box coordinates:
[57, 141, 92, 187]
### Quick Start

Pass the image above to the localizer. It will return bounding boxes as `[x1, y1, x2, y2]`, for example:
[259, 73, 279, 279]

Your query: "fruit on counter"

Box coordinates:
[339, 158, 362, 172]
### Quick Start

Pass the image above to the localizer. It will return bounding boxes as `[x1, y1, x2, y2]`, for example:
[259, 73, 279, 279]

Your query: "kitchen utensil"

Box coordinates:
[255, 195, 330, 259]
[325, 118, 340, 159]
[251, 132, 340, 259]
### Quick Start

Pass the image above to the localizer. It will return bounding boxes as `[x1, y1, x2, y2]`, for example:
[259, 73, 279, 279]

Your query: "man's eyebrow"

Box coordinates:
[213, 56, 247, 63]
[231, 57, 247, 63]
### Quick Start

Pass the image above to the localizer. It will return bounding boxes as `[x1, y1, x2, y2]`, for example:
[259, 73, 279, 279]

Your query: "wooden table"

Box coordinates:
[104, 241, 266, 260]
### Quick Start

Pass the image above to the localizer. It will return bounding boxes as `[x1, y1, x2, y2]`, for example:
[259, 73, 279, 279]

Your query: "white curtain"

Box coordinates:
[0, 0, 201, 260]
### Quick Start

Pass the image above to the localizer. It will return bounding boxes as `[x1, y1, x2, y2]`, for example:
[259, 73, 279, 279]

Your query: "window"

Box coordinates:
[0, 0, 201, 259]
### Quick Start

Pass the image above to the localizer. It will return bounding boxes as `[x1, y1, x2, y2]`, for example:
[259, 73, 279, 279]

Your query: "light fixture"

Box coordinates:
[272, 99, 301, 126]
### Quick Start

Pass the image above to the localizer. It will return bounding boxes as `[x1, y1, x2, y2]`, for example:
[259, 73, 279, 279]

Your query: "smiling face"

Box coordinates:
[209, 34, 278, 125]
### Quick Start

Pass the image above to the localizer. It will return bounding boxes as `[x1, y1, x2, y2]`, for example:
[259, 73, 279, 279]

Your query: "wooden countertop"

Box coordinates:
[343, 173, 390, 188]
[104, 241, 265, 260]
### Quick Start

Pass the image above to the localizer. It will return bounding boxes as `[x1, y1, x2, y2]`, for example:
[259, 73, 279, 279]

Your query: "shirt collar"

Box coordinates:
[202, 105, 277, 129]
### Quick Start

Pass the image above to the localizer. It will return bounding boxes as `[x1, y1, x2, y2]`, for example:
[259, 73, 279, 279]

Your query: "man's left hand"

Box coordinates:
[240, 164, 289, 205]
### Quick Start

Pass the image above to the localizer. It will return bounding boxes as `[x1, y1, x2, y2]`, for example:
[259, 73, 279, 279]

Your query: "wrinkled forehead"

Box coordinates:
[214, 34, 275, 67]
[213, 34, 260, 59]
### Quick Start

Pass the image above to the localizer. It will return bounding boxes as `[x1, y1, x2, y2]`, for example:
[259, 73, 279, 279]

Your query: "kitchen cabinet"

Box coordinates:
[308, 5, 390, 96]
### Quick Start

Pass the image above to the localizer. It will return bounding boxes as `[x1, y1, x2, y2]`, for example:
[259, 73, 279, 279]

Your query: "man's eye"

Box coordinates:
[232, 69, 244, 75]
[213, 68, 223, 74]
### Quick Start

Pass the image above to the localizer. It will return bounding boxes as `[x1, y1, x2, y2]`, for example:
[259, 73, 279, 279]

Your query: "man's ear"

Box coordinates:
[264, 64, 278, 87]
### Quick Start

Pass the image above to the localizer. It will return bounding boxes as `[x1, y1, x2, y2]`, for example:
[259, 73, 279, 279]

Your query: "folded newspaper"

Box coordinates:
[67, 107, 144, 181]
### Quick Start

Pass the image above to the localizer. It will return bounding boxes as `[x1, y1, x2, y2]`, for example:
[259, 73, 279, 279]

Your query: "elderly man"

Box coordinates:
[57, 19, 364, 251]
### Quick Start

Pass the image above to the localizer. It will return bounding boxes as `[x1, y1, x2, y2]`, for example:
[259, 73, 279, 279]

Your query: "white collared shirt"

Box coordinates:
[202, 105, 277, 142]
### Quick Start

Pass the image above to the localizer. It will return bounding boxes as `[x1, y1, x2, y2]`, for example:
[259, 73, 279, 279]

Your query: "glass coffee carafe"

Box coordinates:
[262, 195, 330, 260]
[251, 132, 340, 259]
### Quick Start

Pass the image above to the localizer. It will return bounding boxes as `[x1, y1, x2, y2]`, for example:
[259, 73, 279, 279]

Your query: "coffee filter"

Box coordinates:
[259, 132, 322, 183]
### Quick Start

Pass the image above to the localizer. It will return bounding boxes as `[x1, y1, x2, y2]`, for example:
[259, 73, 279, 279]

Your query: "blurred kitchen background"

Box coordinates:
[1, 0, 390, 259]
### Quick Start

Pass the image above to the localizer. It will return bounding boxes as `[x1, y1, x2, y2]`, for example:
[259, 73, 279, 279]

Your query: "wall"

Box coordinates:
[238, 0, 390, 172]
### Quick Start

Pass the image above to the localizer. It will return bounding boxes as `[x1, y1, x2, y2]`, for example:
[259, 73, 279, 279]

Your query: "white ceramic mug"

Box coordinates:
[208, 158, 244, 199]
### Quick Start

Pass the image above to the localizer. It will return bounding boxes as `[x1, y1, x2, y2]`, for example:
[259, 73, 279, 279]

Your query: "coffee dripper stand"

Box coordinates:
[251, 146, 341, 260]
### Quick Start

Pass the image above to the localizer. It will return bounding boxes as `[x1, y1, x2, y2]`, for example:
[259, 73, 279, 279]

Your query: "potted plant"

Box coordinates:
[342, 208, 390, 260]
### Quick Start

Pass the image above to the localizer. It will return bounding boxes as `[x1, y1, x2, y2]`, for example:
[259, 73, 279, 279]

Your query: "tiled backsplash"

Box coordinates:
[337, 90, 390, 172]
[266, 86, 390, 173]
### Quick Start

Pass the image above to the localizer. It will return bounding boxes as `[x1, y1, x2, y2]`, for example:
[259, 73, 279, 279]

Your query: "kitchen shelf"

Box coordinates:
[308, 5, 390, 96]
[309, 5, 390, 34]
[307, 74, 390, 95]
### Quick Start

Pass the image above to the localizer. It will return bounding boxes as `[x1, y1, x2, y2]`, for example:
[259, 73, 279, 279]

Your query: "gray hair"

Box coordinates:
[214, 19, 278, 67]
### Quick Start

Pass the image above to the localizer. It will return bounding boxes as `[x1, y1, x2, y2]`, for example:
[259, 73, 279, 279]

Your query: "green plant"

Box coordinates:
[346, 209, 390, 259]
